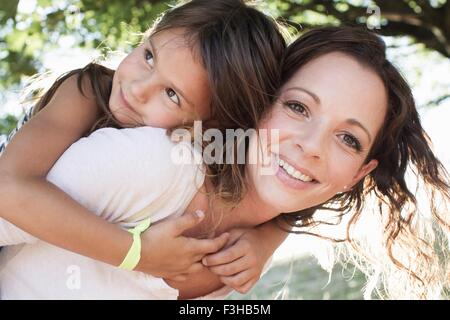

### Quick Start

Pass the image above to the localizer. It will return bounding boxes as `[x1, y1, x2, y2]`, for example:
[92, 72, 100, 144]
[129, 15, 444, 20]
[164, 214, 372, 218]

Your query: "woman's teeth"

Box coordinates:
[277, 159, 313, 182]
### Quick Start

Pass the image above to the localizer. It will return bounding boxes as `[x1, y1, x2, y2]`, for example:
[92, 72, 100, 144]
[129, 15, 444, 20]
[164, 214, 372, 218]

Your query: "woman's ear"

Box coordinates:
[348, 159, 378, 189]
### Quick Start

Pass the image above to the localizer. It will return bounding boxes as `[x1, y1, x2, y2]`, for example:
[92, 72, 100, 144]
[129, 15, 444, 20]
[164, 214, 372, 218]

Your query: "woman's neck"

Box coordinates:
[183, 179, 279, 239]
[210, 184, 279, 236]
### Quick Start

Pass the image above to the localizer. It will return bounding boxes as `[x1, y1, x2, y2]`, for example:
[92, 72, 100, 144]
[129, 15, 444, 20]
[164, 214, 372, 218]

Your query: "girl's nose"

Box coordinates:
[129, 75, 157, 104]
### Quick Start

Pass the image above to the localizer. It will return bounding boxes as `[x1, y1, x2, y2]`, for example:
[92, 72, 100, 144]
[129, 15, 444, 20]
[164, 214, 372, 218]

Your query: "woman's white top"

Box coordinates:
[0, 126, 235, 299]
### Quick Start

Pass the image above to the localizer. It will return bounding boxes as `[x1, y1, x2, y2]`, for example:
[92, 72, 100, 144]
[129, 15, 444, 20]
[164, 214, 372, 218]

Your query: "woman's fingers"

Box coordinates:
[234, 278, 256, 294]
[191, 232, 230, 257]
[220, 270, 255, 293]
[185, 262, 206, 274]
[208, 256, 248, 276]
[202, 240, 245, 266]
[166, 274, 187, 282]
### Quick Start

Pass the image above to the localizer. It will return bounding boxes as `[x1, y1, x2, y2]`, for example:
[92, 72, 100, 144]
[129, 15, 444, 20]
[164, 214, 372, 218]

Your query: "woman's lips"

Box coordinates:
[271, 153, 318, 190]
[275, 164, 317, 190]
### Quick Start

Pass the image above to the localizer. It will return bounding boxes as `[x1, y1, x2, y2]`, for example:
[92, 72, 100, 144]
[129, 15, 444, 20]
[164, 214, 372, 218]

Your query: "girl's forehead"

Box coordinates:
[149, 28, 194, 49]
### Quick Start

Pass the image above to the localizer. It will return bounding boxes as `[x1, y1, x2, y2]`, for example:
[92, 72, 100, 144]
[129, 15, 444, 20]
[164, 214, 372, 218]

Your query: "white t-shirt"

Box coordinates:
[0, 126, 234, 299]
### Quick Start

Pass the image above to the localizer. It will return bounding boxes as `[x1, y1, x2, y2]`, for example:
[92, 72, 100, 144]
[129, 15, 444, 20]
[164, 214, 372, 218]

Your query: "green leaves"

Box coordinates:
[0, 0, 19, 24]
[1, 0, 449, 93]
[0, 114, 19, 136]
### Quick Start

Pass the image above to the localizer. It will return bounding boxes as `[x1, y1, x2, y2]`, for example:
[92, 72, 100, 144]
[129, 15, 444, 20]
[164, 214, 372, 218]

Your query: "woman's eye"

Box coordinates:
[166, 88, 180, 105]
[144, 49, 154, 68]
[284, 101, 309, 117]
[342, 134, 362, 152]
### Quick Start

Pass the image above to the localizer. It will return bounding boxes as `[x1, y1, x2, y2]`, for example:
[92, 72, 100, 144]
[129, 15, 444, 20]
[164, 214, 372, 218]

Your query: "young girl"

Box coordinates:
[0, 0, 288, 293]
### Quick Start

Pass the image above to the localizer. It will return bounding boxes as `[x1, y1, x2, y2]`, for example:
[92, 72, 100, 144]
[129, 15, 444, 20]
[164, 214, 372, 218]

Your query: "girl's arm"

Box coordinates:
[0, 74, 227, 276]
[0, 74, 131, 265]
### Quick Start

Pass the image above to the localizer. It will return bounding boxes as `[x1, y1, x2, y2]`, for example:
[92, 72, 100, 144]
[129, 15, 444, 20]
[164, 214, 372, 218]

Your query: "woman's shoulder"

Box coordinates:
[87, 126, 174, 151]
[81, 126, 204, 176]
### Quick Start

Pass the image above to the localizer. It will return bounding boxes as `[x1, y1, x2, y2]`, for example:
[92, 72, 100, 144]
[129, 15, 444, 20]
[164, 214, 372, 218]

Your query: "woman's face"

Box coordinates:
[248, 52, 387, 217]
[109, 28, 211, 128]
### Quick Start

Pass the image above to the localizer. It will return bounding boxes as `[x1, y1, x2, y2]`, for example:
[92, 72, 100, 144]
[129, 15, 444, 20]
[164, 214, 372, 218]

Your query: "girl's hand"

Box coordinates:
[136, 210, 229, 281]
[202, 227, 274, 294]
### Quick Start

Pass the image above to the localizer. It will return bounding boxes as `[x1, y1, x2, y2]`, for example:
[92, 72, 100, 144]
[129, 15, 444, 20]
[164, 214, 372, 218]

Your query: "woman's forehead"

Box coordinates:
[280, 52, 388, 138]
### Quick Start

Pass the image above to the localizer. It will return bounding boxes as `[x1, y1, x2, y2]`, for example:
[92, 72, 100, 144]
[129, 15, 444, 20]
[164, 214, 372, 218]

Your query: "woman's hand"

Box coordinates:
[201, 227, 273, 294]
[202, 220, 289, 294]
[136, 210, 229, 281]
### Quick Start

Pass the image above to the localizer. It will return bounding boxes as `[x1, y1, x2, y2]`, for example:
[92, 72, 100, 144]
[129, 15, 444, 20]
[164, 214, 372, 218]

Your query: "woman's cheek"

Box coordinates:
[331, 161, 362, 191]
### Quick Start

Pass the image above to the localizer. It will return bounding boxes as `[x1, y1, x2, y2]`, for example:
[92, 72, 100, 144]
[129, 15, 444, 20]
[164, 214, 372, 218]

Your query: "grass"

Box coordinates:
[228, 254, 367, 300]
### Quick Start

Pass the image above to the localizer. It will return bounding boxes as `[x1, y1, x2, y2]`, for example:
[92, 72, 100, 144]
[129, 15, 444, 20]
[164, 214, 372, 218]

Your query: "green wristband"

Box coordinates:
[118, 218, 151, 271]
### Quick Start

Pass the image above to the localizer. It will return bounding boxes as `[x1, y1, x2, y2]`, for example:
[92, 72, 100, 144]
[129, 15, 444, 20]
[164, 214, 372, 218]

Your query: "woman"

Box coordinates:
[1, 26, 448, 299]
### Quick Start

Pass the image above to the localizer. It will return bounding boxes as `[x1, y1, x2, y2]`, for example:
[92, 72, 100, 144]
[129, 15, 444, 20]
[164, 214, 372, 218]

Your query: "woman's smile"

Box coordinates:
[272, 153, 319, 190]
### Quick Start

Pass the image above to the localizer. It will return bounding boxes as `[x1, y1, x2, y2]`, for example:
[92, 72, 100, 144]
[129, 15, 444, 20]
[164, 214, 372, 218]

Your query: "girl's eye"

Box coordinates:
[166, 88, 180, 105]
[341, 134, 362, 152]
[284, 101, 309, 117]
[144, 49, 154, 68]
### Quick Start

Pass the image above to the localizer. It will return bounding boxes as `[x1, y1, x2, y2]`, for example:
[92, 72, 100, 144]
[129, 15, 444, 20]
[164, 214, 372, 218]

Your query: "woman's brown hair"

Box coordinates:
[279, 26, 450, 299]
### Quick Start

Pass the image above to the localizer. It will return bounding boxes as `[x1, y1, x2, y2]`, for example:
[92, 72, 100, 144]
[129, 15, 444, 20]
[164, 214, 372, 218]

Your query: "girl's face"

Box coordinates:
[109, 28, 211, 128]
[248, 52, 388, 217]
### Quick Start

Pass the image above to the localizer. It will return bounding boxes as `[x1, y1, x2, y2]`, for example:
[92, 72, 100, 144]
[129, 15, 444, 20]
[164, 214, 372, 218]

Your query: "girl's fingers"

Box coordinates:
[208, 256, 249, 276]
[202, 241, 245, 266]
[171, 210, 205, 235]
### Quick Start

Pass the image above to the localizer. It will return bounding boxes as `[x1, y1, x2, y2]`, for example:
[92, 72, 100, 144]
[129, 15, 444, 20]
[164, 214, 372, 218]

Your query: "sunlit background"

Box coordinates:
[1, 0, 449, 299]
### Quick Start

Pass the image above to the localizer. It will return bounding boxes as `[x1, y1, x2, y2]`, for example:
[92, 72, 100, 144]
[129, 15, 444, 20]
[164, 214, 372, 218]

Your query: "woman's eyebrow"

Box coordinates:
[286, 86, 321, 105]
[346, 118, 372, 143]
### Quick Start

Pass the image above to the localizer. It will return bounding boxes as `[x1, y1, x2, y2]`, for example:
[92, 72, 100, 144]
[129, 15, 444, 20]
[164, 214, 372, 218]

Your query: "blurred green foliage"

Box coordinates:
[1, 0, 448, 90]
[0, 0, 172, 90]
[228, 255, 366, 300]
[0, 114, 18, 136]
[1, 0, 449, 133]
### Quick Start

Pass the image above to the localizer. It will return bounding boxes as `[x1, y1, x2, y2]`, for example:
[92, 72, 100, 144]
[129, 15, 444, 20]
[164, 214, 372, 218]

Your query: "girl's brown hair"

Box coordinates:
[31, 0, 287, 205]
[279, 26, 450, 299]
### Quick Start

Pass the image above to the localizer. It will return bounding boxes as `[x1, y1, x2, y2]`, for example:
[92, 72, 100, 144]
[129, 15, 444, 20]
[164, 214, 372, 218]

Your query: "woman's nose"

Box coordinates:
[294, 126, 327, 160]
[129, 75, 157, 104]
